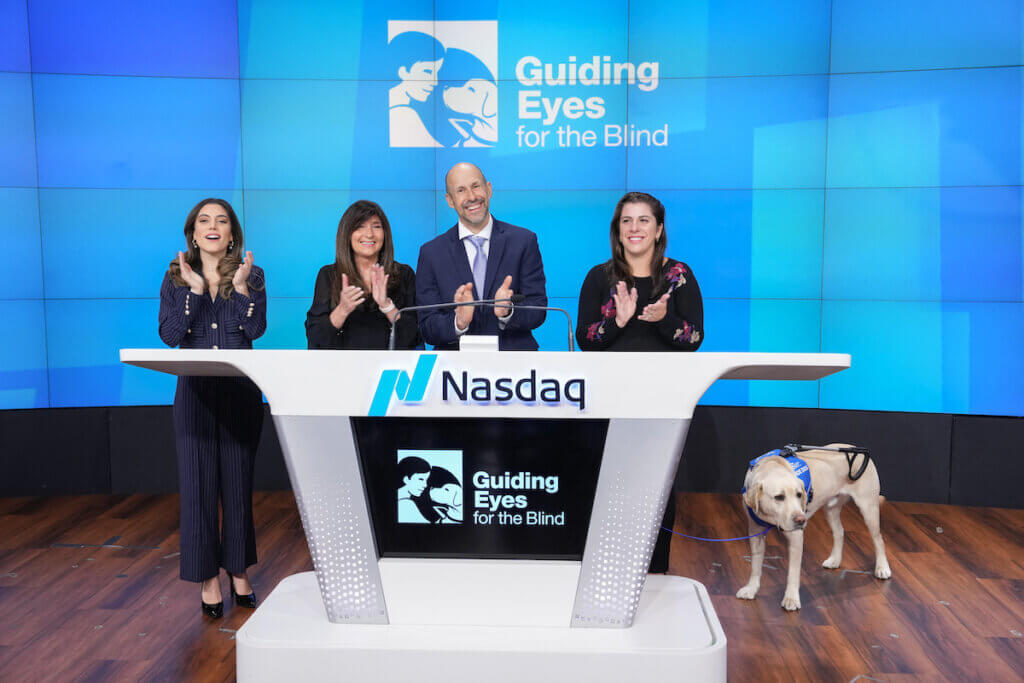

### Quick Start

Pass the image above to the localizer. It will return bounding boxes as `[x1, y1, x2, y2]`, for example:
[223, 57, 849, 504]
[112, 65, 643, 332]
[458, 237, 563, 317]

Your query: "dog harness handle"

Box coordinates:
[785, 443, 872, 482]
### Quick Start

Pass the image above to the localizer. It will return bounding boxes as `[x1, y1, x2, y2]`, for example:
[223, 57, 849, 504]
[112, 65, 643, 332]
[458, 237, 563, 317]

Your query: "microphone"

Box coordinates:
[387, 297, 521, 350]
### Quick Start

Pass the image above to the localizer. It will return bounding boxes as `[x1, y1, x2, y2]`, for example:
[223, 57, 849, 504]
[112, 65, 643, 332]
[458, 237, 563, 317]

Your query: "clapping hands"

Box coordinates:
[494, 275, 514, 318]
[330, 273, 366, 329]
[613, 280, 638, 328]
[178, 251, 205, 294]
[368, 263, 391, 309]
[454, 282, 475, 330]
[232, 251, 254, 297]
[638, 293, 669, 323]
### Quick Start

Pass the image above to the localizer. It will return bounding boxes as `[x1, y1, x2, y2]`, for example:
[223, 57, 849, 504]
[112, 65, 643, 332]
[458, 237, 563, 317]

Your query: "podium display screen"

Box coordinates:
[354, 418, 608, 559]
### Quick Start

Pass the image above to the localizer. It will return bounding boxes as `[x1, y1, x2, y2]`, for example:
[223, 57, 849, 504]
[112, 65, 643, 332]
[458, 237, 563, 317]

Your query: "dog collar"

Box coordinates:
[741, 448, 814, 527]
[744, 504, 773, 528]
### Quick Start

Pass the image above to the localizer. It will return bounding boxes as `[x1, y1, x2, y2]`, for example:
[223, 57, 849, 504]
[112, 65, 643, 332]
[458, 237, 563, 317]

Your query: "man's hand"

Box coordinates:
[454, 282, 474, 331]
[494, 275, 513, 318]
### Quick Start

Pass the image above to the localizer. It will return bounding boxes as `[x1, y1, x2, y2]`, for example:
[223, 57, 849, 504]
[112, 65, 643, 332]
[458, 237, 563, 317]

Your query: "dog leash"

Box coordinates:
[660, 525, 771, 542]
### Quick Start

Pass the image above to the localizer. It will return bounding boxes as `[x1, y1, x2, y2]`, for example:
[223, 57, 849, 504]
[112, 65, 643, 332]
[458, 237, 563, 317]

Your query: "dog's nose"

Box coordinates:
[794, 513, 807, 526]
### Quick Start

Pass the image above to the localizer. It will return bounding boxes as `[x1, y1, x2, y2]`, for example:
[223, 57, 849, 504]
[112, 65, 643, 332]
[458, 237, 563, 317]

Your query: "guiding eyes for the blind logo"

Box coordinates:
[397, 450, 465, 524]
[396, 449, 567, 528]
[387, 21, 499, 148]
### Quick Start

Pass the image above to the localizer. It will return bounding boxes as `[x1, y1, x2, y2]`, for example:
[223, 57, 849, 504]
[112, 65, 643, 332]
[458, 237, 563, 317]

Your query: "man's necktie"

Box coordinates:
[467, 235, 487, 298]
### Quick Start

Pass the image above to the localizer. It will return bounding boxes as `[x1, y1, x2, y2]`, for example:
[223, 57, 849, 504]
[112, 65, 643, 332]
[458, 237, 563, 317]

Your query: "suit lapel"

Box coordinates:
[445, 225, 476, 297]
[483, 219, 507, 298]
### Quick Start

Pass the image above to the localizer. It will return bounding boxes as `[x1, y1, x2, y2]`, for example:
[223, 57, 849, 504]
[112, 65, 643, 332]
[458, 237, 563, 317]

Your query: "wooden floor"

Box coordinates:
[0, 492, 1021, 682]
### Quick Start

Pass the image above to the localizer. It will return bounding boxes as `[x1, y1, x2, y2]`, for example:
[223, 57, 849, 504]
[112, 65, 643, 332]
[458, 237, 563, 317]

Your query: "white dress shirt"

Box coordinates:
[458, 215, 494, 263]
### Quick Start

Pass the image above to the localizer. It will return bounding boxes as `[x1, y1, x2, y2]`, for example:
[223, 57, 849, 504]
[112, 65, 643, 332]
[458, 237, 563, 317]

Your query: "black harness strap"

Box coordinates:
[784, 444, 872, 482]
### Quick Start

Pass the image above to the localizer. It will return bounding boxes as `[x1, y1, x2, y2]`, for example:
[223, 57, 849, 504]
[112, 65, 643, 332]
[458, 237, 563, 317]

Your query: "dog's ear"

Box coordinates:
[743, 482, 763, 515]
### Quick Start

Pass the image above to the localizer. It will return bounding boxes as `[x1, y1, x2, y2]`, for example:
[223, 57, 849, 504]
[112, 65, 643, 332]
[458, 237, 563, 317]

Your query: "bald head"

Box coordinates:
[444, 162, 487, 195]
[444, 162, 492, 231]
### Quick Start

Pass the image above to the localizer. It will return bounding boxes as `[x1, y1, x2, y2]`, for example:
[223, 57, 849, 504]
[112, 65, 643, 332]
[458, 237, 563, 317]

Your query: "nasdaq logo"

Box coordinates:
[369, 354, 438, 416]
[386, 21, 498, 148]
[369, 354, 587, 415]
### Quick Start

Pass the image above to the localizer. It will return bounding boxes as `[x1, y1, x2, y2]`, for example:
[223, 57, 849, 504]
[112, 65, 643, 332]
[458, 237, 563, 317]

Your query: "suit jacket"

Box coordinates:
[158, 266, 267, 350]
[416, 219, 547, 350]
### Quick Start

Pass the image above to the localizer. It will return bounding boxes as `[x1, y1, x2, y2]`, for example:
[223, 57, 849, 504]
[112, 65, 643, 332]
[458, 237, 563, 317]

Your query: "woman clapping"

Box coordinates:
[158, 198, 266, 618]
[306, 200, 419, 350]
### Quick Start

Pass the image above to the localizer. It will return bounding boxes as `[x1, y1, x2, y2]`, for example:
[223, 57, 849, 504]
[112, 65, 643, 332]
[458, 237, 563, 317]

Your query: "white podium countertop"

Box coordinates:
[120, 349, 848, 419]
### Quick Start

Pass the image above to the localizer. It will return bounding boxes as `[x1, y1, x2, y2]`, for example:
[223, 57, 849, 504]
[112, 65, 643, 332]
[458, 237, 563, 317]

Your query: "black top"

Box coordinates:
[305, 263, 421, 350]
[575, 259, 703, 352]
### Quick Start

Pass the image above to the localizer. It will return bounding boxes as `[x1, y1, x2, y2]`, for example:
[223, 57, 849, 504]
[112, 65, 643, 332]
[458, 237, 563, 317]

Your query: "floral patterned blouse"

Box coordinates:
[575, 258, 703, 352]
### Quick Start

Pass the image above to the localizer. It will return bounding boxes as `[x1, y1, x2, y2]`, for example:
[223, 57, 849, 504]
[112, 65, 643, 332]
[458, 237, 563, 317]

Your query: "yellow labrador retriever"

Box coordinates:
[735, 443, 891, 611]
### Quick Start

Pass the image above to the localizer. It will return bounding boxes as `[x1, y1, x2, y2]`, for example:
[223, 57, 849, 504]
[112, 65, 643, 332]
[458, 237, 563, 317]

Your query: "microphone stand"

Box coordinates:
[503, 305, 575, 352]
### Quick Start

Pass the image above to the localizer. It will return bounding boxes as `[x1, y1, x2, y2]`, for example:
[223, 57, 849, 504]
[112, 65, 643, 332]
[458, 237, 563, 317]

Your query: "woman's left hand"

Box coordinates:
[638, 293, 670, 323]
[369, 263, 391, 309]
[233, 251, 253, 297]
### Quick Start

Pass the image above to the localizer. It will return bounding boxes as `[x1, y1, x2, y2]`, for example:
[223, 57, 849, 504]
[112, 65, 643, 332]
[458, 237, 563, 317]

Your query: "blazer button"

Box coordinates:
[187, 328, 191, 333]
[238, 325, 243, 330]
[212, 345, 219, 349]
[211, 323, 218, 329]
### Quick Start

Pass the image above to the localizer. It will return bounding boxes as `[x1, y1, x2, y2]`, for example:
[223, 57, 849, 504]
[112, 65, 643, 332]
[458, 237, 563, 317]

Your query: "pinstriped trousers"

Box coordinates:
[173, 376, 264, 583]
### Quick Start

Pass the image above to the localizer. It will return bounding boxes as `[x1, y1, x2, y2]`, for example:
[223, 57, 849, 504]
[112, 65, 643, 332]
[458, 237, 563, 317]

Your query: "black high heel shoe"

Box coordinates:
[231, 577, 258, 609]
[201, 599, 224, 619]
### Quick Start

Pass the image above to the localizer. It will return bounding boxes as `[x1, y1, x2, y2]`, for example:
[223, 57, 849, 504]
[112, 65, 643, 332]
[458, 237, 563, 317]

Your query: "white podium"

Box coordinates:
[121, 349, 849, 682]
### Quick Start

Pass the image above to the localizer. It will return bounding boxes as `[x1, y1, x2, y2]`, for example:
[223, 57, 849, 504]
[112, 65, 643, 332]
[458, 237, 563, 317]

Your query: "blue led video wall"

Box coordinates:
[2, 0, 1022, 416]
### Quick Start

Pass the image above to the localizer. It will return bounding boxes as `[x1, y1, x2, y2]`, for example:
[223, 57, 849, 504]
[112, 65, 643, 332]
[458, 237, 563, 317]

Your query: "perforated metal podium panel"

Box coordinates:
[572, 418, 689, 627]
[275, 415, 387, 624]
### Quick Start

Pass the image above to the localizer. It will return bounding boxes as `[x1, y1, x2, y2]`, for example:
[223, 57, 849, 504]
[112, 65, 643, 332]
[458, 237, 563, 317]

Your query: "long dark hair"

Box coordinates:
[412, 466, 460, 524]
[329, 200, 399, 309]
[607, 191, 669, 298]
[168, 198, 258, 299]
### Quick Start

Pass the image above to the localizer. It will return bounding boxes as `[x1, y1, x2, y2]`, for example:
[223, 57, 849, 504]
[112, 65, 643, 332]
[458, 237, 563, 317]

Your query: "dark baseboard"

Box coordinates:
[1, 405, 1021, 508]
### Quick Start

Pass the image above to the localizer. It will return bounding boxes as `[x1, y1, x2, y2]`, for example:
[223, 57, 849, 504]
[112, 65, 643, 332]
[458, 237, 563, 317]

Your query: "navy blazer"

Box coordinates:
[158, 266, 267, 349]
[416, 219, 547, 350]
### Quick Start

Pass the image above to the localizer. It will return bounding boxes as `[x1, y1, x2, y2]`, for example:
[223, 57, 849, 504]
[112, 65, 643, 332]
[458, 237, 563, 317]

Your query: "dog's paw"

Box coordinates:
[875, 563, 892, 580]
[822, 556, 841, 569]
[781, 594, 801, 611]
[735, 585, 759, 600]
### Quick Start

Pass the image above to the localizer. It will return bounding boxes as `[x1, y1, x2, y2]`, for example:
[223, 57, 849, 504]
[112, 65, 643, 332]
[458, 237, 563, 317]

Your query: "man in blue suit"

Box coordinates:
[416, 162, 547, 350]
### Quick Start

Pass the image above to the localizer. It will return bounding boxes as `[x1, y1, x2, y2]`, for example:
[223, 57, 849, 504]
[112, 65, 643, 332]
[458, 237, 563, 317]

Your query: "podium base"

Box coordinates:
[236, 560, 726, 682]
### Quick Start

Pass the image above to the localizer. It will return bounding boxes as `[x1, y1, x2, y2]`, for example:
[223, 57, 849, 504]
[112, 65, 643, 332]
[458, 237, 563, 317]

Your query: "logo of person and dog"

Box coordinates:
[396, 450, 464, 524]
[388, 21, 498, 148]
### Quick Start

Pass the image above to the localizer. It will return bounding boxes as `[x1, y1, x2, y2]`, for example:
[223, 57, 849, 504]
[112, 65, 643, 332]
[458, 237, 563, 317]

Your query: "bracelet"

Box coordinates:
[379, 299, 396, 314]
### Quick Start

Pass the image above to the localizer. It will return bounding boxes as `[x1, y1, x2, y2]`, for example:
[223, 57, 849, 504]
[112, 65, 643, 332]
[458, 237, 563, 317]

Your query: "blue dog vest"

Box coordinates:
[742, 449, 814, 528]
